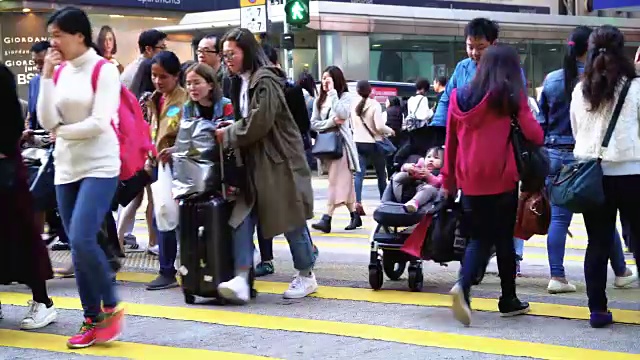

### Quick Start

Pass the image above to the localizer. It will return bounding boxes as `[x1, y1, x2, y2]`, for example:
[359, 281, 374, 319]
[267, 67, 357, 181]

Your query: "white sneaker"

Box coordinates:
[283, 273, 318, 299]
[450, 284, 471, 326]
[217, 276, 250, 304]
[547, 279, 577, 294]
[20, 300, 57, 330]
[147, 245, 159, 256]
[614, 267, 638, 289]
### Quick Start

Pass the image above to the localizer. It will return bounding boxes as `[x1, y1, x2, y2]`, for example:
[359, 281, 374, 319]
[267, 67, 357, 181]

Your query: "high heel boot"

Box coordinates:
[345, 211, 362, 230]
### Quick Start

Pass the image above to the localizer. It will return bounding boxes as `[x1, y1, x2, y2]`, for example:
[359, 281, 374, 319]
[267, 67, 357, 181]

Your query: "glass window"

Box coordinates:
[370, 34, 640, 96]
[370, 34, 456, 83]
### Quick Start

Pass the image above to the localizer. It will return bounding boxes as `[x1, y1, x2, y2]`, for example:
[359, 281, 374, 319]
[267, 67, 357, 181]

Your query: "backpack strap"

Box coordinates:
[53, 58, 109, 92]
[90, 59, 109, 92]
[53, 63, 67, 85]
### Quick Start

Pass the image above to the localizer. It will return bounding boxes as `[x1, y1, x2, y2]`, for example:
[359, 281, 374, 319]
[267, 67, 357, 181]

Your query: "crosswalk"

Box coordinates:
[1, 275, 639, 359]
[3, 188, 638, 358]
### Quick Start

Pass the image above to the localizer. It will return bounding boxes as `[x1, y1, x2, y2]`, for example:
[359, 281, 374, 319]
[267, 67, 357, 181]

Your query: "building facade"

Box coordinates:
[1, 0, 212, 98]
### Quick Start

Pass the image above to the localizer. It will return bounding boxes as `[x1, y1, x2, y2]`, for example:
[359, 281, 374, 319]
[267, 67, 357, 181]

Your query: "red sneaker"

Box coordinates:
[95, 307, 124, 344]
[67, 319, 97, 349]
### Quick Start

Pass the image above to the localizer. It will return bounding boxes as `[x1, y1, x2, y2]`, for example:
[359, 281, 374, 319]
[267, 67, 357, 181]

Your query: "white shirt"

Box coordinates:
[406, 94, 433, 122]
[239, 72, 251, 117]
[571, 78, 640, 176]
[120, 55, 144, 91]
[37, 48, 121, 184]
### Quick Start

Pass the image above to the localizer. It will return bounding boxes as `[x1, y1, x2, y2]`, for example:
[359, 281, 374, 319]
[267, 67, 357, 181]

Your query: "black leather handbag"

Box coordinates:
[311, 108, 344, 160]
[510, 113, 549, 192]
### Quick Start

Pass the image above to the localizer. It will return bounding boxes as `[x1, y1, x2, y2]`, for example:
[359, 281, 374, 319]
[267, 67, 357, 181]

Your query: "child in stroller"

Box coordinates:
[369, 147, 490, 291]
[392, 147, 443, 213]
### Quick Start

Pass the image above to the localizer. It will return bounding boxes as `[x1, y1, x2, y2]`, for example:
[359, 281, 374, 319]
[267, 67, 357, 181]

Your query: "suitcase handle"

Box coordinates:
[218, 140, 227, 201]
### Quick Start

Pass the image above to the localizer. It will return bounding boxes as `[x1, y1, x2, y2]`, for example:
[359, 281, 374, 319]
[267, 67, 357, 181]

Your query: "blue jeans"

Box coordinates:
[56, 177, 119, 320]
[355, 142, 387, 203]
[233, 211, 315, 271]
[546, 148, 627, 278]
[514, 238, 524, 261]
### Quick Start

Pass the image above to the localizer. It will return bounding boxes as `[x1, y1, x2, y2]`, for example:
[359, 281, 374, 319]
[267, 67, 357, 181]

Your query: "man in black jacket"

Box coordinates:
[261, 44, 311, 138]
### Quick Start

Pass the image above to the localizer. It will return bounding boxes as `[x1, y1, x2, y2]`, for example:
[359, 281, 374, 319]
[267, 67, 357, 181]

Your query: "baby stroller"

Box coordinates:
[368, 161, 491, 292]
[22, 131, 67, 247]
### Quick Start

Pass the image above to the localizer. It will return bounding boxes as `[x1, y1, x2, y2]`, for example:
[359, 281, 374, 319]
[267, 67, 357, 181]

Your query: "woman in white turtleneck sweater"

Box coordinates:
[37, 6, 124, 349]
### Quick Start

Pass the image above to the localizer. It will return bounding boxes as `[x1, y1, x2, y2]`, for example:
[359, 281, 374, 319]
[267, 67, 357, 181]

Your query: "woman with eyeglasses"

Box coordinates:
[213, 27, 317, 303]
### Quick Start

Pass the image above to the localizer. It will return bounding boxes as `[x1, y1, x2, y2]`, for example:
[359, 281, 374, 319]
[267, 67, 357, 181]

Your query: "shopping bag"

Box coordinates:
[151, 163, 179, 231]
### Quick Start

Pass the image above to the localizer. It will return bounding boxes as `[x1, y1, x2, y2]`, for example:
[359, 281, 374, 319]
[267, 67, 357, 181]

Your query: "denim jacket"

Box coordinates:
[537, 62, 584, 147]
[432, 58, 526, 127]
[432, 58, 477, 127]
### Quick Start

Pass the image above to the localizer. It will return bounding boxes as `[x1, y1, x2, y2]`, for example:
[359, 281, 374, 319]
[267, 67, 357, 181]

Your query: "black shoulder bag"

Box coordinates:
[511, 107, 550, 192]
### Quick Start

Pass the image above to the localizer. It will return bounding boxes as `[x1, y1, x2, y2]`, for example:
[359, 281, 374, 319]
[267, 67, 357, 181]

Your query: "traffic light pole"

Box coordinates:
[283, 20, 293, 81]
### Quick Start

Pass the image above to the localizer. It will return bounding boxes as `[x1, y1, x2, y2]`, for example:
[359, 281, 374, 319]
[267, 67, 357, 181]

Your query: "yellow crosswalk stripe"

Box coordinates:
[0, 329, 275, 359]
[0, 291, 635, 360]
[111, 272, 640, 325]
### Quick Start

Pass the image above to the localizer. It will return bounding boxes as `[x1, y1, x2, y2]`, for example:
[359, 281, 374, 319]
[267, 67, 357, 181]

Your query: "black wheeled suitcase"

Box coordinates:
[177, 145, 256, 305]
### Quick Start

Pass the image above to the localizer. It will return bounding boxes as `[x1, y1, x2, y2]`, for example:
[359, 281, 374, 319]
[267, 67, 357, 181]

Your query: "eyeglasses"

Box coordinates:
[197, 49, 218, 55]
[154, 45, 167, 51]
[222, 52, 237, 60]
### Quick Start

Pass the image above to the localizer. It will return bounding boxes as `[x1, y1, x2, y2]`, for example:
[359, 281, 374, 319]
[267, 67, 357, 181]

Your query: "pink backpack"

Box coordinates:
[54, 59, 157, 180]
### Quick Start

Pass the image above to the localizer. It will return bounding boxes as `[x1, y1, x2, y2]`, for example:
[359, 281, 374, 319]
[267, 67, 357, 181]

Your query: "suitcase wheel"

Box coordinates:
[184, 292, 195, 305]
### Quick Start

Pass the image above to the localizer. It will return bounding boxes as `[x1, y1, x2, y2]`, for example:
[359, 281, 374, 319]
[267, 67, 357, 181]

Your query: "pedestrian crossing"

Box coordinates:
[0, 278, 639, 359]
[11, 186, 635, 358]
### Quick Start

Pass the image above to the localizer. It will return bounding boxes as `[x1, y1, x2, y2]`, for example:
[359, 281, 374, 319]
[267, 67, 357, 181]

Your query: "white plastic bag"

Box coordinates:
[151, 163, 179, 231]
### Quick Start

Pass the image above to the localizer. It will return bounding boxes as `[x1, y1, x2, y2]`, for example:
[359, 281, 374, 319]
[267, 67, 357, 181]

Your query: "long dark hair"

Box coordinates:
[582, 25, 637, 111]
[563, 26, 592, 99]
[297, 71, 317, 96]
[317, 66, 348, 111]
[221, 27, 270, 74]
[0, 65, 25, 156]
[97, 25, 117, 57]
[355, 80, 372, 117]
[466, 44, 525, 116]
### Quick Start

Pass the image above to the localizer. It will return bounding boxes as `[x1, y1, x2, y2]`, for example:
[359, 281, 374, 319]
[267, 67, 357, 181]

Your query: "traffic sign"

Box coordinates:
[241, 4, 267, 33]
[240, 0, 266, 7]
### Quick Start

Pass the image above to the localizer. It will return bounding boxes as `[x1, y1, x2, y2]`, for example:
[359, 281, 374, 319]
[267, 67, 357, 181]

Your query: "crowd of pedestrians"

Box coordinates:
[0, 7, 638, 351]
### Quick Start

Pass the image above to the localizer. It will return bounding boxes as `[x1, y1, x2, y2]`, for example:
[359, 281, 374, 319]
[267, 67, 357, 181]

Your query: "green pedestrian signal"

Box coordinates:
[285, 0, 310, 26]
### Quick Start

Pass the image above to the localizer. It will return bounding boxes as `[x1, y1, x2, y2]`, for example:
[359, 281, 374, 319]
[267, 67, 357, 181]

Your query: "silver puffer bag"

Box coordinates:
[171, 116, 217, 198]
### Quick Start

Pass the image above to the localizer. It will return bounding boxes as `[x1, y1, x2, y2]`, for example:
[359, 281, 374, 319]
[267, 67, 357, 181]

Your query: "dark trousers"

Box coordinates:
[583, 175, 640, 313]
[620, 214, 633, 252]
[459, 190, 518, 301]
[257, 224, 274, 262]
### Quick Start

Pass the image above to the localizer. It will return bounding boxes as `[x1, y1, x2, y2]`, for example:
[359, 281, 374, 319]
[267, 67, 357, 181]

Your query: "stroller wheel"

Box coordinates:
[368, 263, 383, 290]
[408, 268, 424, 292]
[383, 257, 406, 281]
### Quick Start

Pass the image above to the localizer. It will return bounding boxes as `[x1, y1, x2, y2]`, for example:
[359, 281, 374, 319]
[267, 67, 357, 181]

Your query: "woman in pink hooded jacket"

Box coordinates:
[441, 44, 543, 326]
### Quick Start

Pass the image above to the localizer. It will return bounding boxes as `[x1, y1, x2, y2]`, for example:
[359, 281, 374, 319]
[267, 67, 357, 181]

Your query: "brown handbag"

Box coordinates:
[514, 190, 551, 240]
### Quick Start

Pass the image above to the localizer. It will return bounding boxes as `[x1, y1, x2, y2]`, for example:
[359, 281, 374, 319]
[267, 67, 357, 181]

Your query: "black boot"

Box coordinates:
[312, 215, 332, 233]
[498, 296, 530, 317]
[345, 211, 362, 230]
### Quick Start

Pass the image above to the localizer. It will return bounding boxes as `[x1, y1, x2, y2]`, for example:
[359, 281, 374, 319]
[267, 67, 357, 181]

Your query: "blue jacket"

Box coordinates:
[537, 62, 584, 147]
[28, 74, 42, 130]
[432, 57, 527, 127]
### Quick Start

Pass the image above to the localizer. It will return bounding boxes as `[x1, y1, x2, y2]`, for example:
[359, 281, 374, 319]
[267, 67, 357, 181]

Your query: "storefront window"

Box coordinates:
[0, 12, 185, 100]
